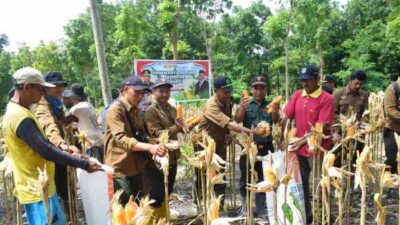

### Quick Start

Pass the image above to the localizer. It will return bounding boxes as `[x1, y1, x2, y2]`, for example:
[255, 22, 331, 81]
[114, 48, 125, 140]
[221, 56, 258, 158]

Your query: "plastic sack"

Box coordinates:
[264, 151, 306, 225]
[77, 168, 114, 225]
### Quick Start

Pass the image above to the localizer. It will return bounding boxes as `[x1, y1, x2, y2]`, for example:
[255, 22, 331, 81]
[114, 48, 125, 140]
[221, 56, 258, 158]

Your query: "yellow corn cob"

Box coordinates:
[176, 104, 183, 119]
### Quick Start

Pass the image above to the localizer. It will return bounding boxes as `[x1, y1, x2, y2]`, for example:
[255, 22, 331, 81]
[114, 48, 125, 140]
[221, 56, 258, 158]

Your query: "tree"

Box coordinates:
[0, 34, 9, 53]
[89, 0, 112, 105]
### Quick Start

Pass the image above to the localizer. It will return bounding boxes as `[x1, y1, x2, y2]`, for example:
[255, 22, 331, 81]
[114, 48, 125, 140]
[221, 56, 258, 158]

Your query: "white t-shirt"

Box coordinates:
[69, 102, 103, 148]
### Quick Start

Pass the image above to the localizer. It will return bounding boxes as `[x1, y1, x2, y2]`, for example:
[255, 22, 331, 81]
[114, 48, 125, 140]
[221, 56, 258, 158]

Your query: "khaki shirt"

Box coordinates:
[333, 86, 368, 122]
[384, 82, 400, 132]
[104, 97, 148, 177]
[144, 102, 180, 164]
[198, 95, 232, 159]
[32, 97, 65, 147]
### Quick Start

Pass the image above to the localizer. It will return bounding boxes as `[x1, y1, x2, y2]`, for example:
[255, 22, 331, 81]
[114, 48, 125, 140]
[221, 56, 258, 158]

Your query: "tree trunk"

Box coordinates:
[318, 44, 324, 80]
[284, 36, 289, 101]
[172, 0, 181, 60]
[88, 0, 112, 105]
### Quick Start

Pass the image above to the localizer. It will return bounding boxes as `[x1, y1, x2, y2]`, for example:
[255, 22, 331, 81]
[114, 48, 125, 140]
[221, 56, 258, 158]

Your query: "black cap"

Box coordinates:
[120, 76, 148, 91]
[323, 75, 336, 83]
[70, 83, 88, 100]
[43, 71, 68, 86]
[214, 76, 233, 92]
[152, 78, 173, 90]
[299, 65, 319, 80]
[250, 76, 267, 87]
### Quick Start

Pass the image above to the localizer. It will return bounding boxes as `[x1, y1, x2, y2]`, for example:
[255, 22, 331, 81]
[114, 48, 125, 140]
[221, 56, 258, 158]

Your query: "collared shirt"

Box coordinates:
[144, 101, 181, 164]
[104, 97, 148, 177]
[384, 81, 400, 132]
[32, 97, 65, 148]
[243, 98, 273, 147]
[333, 86, 368, 122]
[284, 87, 334, 158]
[198, 95, 232, 159]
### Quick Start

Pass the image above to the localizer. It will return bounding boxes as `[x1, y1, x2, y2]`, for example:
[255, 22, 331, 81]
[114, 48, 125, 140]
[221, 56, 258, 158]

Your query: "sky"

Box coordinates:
[0, 0, 347, 52]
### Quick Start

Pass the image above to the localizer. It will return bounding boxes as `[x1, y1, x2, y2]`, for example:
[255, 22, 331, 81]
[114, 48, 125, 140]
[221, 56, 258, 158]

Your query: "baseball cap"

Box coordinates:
[214, 76, 233, 92]
[43, 71, 68, 86]
[12, 67, 55, 87]
[120, 76, 149, 91]
[152, 78, 173, 89]
[62, 90, 73, 98]
[250, 76, 267, 87]
[322, 75, 336, 83]
[299, 65, 319, 80]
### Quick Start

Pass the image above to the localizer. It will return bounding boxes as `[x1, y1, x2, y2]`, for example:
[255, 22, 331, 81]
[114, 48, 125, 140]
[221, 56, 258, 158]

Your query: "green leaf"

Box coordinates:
[289, 192, 302, 213]
[282, 202, 293, 225]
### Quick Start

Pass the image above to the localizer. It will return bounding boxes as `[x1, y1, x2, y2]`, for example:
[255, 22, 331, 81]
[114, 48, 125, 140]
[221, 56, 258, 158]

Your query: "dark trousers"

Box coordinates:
[113, 174, 144, 206]
[384, 128, 399, 174]
[239, 146, 271, 202]
[142, 164, 178, 208]
[87, 145, 104, 164]
[297, 155, 312, 224]
[54, 164, 68, 203]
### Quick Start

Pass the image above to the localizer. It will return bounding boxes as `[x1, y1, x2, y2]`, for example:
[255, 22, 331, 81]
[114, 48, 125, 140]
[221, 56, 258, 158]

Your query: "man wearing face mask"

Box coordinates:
[235, 76, 280, 217]
[32, 71, 80, 218]
[283, 65, 334, 224]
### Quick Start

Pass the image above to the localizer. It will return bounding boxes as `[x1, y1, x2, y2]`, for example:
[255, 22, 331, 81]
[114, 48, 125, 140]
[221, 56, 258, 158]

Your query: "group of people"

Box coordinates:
[2, 63, 400, 225]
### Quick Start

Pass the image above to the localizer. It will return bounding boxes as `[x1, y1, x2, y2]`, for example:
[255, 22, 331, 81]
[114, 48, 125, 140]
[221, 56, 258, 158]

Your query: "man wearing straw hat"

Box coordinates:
[3, 67, 100, 225]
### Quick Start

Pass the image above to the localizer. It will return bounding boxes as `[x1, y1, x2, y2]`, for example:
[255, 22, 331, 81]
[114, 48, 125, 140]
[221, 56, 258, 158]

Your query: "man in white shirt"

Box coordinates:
[68, 83, 104, 162]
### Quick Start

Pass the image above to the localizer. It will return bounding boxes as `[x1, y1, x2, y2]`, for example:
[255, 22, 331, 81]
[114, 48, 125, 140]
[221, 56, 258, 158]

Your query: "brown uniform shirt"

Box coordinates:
[384, 82, 400, 132]
[333, 86, 368, 122]
[144, 102, 180, 165]
[198, 95, 232, 159]
[32, 97, 65, 147]
[104, 97, 148, 177]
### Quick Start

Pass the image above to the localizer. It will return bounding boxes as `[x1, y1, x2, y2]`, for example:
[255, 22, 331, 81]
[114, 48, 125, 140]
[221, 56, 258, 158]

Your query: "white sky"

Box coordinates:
[0, 0, 347, 52]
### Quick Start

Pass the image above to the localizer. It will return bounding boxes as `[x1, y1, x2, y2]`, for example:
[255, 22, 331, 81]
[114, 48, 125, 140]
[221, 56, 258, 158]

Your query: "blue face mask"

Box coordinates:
[47, 96, 63, 119]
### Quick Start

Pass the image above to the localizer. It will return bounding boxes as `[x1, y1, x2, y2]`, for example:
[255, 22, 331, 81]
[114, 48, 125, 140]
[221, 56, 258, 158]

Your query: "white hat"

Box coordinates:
[13, 67, 55, 87]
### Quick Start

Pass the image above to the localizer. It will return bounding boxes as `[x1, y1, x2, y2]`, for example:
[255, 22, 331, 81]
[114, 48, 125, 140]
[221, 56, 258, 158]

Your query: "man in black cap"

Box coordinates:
[196, 76, 261, 203]
[32, 71, 81, 218]
[235, 76, 280, 217]
[68, 83, 104, 163]
[283, 65, 334, 224]
[104, 76, 166, 206]
[144, 78, 183, 218]
[61, 90, 74, 110]
[322, 75, 336, 94]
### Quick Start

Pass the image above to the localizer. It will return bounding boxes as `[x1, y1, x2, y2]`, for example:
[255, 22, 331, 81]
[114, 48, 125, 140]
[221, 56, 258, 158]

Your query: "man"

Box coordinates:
[139, 70, 153, 112]
[144, 79, 183, 218]
[145, 79, 182, 194]
[61, 90, 74, 110]
[322, 75, 336, 94]
[104, 75, 166, 205]
[32, 71, 80, 215]
[68, 83, 104, 163]
[197, 76, 259, 199]
[283, 65, 334, 224]
[3, 67, 100, 225]
[194, 70, 209, 99]
[384, 74, 400, 175]
[333, 70, 368, 123]
[235, 76, 280, 217]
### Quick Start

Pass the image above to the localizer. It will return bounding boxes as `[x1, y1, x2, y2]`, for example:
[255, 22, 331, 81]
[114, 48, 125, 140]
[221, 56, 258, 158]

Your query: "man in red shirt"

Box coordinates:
[283, 64, 334, 224]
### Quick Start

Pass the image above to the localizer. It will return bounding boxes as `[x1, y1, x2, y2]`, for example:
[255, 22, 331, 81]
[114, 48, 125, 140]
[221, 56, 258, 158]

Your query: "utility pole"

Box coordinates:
[88, 0, 112, 105]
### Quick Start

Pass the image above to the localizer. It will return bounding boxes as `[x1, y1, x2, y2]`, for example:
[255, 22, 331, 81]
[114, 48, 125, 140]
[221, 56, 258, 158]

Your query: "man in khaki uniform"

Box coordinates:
[145, 79, 183, 194]
[333, 70, 368, 123]
[197, 76, 258, 199]
[32, 71, 80, 214]
[384, 75, 400, 175]
[104, 76, 166, 205]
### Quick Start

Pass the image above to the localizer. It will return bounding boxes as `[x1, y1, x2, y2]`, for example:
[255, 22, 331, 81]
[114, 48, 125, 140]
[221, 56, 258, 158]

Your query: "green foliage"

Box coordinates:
[0, 0, 398, 112]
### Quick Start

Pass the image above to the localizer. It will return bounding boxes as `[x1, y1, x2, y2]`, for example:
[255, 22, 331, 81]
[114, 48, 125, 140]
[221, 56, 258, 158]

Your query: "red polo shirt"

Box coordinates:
[284, 87, 334, 157]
